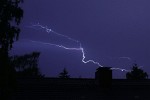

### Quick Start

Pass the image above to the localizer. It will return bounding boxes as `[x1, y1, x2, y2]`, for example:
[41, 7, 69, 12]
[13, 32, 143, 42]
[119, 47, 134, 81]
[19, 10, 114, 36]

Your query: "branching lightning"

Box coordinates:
[28, 23, 130, 72]
[31, 40, 103, 67]
[28, 23, 79, 43]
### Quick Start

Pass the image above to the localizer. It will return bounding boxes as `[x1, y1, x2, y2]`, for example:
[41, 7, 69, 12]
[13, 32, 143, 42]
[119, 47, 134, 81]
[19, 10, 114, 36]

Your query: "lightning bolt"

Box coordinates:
[28, 23, 79, 43]
[28, 23, 130, 72]
[30, 40, 103, 67]
[119, 57, 132, 61]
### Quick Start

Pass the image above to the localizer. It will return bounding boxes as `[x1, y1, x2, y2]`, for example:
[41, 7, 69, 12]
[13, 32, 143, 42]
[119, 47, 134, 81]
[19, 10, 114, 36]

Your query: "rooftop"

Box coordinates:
[12, 78, 150, 100]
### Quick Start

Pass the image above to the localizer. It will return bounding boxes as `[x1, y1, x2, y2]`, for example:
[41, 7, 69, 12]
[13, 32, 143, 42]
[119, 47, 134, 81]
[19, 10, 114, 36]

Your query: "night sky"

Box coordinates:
[10, 0, 150, 78]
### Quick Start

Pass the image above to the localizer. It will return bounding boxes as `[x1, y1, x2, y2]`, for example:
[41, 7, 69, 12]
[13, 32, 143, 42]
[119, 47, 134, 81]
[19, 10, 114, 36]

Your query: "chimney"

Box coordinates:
[95, 67, 112, 88]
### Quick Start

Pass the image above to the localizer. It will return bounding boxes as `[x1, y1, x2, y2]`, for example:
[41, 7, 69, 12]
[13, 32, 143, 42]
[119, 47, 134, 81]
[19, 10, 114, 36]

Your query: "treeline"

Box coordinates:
[59, 64, 149, 80]
[10, 52, 44, 78]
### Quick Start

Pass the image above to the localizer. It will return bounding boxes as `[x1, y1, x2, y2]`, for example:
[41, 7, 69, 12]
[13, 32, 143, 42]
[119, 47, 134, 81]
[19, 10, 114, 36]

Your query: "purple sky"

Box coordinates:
[11, 0, 150, 78]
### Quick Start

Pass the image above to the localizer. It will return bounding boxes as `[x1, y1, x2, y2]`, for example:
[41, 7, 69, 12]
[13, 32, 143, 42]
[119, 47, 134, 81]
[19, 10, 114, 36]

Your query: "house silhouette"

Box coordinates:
[12, 67, 150, 100]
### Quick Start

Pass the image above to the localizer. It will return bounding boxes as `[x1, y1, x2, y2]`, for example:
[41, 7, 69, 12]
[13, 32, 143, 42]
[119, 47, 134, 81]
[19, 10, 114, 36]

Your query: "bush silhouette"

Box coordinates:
[126, 64, 148, 80]
[59, 68, 70, 78]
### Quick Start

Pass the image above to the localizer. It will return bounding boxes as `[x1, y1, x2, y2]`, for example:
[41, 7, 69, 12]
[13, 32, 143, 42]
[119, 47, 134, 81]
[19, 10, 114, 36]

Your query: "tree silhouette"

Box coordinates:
[0, 0, 23, 50]
[11, 52, 44, 78]
[59, 68, 70, 78]
[0, 0, 23, 99]
[126, 64, 148, 80]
